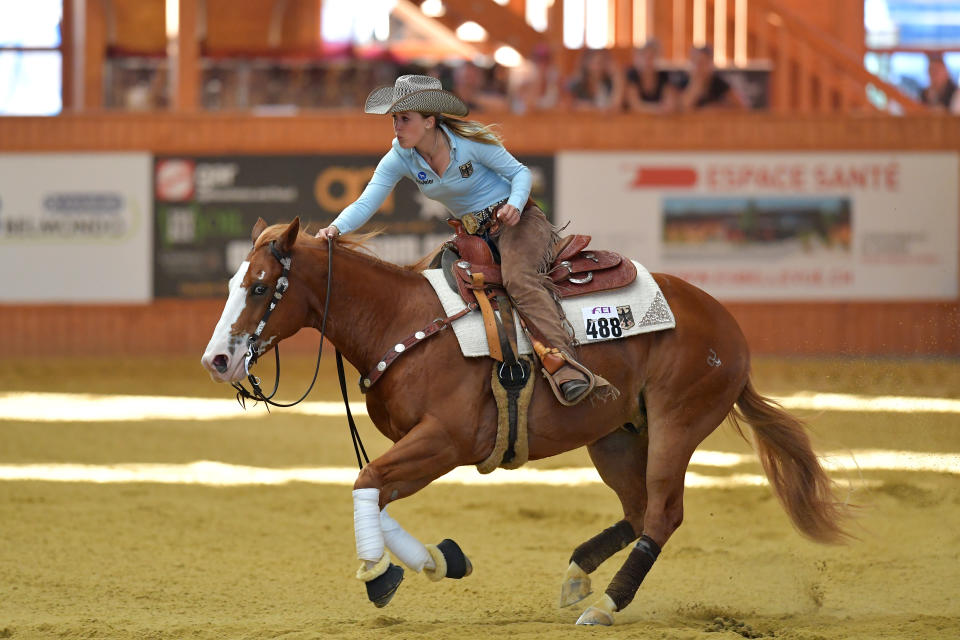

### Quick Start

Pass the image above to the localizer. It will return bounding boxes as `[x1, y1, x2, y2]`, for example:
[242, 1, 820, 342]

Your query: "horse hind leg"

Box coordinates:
[560, 425, 649, 608]
[576, 387, 737, 626]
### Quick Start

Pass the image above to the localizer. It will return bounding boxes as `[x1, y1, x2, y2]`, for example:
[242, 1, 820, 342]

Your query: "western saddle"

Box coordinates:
[440, 225, 637, 307]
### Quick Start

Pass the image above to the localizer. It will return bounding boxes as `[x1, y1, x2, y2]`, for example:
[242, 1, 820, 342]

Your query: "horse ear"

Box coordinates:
[277, 216, 300, 253]
[251, 218, 268, 244]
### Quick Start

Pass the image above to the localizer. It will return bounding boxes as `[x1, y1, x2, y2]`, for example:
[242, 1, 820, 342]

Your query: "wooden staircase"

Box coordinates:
[747, 0, 922, 113]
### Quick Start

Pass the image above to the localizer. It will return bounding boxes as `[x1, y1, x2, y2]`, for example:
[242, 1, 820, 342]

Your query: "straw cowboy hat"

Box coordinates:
[364, 74, 469, 117]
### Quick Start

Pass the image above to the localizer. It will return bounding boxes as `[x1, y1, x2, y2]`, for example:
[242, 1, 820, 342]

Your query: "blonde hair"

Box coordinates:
[421, 113, 503, 146]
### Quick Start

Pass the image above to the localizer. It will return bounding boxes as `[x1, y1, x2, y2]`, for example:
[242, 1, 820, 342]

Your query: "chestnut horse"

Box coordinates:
[201, 218, 848, 626]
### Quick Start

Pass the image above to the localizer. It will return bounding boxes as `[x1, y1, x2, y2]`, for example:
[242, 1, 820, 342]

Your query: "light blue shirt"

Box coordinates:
[330, 123, 532, 234]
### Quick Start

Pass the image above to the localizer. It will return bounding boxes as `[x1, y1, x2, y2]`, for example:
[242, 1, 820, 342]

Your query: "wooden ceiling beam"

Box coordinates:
[418, 0, 544, 58]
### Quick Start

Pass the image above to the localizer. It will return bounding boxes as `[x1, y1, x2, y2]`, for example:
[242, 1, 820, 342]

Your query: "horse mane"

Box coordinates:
[254, 222, 444, 274]
[406, 240, 446, 273]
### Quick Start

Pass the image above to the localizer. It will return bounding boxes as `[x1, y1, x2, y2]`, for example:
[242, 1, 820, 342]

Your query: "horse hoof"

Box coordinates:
[559, 561, 592, 608]
[575, 595, 617, 626]
[576, 607, 614, 626]
[366, 563, 404, 608]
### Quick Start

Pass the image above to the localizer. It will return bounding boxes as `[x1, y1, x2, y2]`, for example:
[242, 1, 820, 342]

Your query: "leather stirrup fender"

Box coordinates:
[471, 272, 503, 362]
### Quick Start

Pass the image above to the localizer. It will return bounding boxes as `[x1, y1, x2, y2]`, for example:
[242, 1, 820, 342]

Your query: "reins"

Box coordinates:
[230, 236, 371, 470]
[231, 238, 331, 410]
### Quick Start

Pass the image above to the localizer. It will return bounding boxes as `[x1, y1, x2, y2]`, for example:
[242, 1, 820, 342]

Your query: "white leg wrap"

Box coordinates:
[380, 508, 433, 572]
[353, 488, 383, 562]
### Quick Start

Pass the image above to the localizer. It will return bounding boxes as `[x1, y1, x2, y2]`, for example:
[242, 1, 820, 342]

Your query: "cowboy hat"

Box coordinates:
[364, 74, 469, 117]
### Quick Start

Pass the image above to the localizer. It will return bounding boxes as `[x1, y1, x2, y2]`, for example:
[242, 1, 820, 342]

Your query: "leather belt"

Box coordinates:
[459, 198, 508, 235]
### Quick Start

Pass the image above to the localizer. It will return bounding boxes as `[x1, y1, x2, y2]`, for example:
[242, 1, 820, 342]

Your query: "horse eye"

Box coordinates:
[251, 283, 268, 296]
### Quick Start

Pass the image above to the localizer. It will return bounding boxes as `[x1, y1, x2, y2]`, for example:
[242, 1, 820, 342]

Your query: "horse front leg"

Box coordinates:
[351, 413, 475, 607]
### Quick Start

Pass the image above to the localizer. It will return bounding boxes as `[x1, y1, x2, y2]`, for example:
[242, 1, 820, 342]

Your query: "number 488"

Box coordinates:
[586, 316, 623, 339]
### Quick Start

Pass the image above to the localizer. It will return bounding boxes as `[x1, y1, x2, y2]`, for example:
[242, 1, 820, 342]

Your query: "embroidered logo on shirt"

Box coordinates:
[459, 161, 474, 178]
[415, 170, 433, 185]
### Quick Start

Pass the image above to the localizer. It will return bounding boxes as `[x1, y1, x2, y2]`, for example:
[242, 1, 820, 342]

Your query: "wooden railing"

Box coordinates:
[2, 112, 957, 154]
[430, 0, 924, 115]
[752, 0, 923, 114]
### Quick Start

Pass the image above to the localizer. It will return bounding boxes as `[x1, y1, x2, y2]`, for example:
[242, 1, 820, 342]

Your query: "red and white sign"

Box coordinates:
[558, 152, 958, 301]
[155, 159, 195, 202]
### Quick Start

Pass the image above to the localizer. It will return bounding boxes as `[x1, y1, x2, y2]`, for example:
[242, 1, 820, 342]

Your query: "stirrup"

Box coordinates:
[541, 353, 598, 407]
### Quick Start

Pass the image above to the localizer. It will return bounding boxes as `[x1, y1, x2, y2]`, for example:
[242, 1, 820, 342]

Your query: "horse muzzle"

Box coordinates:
[201, 347, 248, 383]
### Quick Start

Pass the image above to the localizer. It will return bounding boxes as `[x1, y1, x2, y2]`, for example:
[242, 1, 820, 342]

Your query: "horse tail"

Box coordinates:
[730, 379, 851, 544]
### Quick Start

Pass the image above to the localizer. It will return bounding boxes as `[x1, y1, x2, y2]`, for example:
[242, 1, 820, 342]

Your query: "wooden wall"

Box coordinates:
[105, 0, 322, 54]
[4, 300, 956, 358]
[3, 112, 959, 154]
[1, 112, 958, 357]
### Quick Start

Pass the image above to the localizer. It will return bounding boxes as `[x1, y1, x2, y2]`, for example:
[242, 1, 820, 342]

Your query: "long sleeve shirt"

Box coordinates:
[330, 123, 532, 235]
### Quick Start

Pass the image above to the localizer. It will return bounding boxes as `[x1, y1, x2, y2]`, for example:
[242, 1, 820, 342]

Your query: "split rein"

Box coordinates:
[230, 238, 370, 469]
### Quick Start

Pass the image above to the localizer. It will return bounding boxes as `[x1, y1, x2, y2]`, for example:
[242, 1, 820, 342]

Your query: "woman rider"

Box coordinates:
[315, 74, 596, 405]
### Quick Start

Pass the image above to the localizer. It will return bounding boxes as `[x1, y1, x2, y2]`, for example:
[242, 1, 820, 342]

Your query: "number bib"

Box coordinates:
[580, 305, 624, 342]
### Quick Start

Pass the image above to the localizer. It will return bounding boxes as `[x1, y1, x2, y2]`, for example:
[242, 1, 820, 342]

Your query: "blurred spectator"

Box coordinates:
[920, 54, 957, 111]
[514, 43, 562, 114]
[676, 45, 746, 111]
[427, 62, 456, 91]
[566, 49, 624, 112]
[453, 61, 509, 113]
[122, 69, 155, 110]
[624, 39, 674, 113]
[106, 64, 168, 111]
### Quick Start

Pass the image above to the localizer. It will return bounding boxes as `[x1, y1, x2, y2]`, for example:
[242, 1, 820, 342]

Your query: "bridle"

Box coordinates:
[230, 236, 370, 469]
[231, 239, 322, 408]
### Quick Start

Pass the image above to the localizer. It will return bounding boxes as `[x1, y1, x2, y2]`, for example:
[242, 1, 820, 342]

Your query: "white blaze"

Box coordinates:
[203, 261, 250, 362]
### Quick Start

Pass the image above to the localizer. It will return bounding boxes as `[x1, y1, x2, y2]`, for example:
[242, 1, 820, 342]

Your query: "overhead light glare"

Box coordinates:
[456, 21, 488, 42]
[165, 0, 179, 38]
[421, 0, 446, 17]
[493, 45, 522, 67]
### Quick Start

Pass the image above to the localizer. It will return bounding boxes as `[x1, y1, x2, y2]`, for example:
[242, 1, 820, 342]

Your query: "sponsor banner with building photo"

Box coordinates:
[557, 152, 958, 300]
[0, 153, 152, 302]
[154, 155, 554, 298]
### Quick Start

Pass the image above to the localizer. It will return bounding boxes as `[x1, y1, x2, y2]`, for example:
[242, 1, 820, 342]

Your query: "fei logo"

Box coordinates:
[590, 306, 612, 314]
[417, 171, 427, 180]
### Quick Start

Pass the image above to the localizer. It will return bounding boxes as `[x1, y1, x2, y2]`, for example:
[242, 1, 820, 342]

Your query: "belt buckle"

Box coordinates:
[462, 212, 480, 235]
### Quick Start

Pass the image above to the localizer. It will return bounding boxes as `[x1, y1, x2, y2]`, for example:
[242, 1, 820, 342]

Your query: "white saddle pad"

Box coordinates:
[421, 261, 676, 358]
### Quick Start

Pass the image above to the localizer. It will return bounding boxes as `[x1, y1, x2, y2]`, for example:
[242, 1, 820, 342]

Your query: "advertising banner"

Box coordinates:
[557, 152, 958, 301]
[0, 153, 152, 302]
[154, 155, 555, 298]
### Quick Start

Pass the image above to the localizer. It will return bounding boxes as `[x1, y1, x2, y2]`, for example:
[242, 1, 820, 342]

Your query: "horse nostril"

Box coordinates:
[213, 354, 228, 373]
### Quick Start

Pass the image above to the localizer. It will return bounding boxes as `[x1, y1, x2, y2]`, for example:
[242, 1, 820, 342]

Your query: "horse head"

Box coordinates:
[201, 216, 315, 383]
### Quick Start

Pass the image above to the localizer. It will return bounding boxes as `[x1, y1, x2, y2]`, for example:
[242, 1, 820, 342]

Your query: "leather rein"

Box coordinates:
[229, 236, 475, 471]
[229, 238, 371, 469]
[231, 239, 327, 409]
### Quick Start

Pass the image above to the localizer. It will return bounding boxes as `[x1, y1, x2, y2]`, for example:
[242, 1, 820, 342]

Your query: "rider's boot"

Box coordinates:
[554, 364, 591, 404]
[535, 344, 597, 406]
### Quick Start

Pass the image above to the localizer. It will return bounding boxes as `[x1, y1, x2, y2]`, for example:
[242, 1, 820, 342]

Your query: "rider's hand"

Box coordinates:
[315, 225, 340, 240]
[496, 204, 521, 227]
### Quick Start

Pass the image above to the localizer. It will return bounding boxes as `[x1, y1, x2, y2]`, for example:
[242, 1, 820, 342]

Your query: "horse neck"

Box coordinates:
[302, 243, 426, 372]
